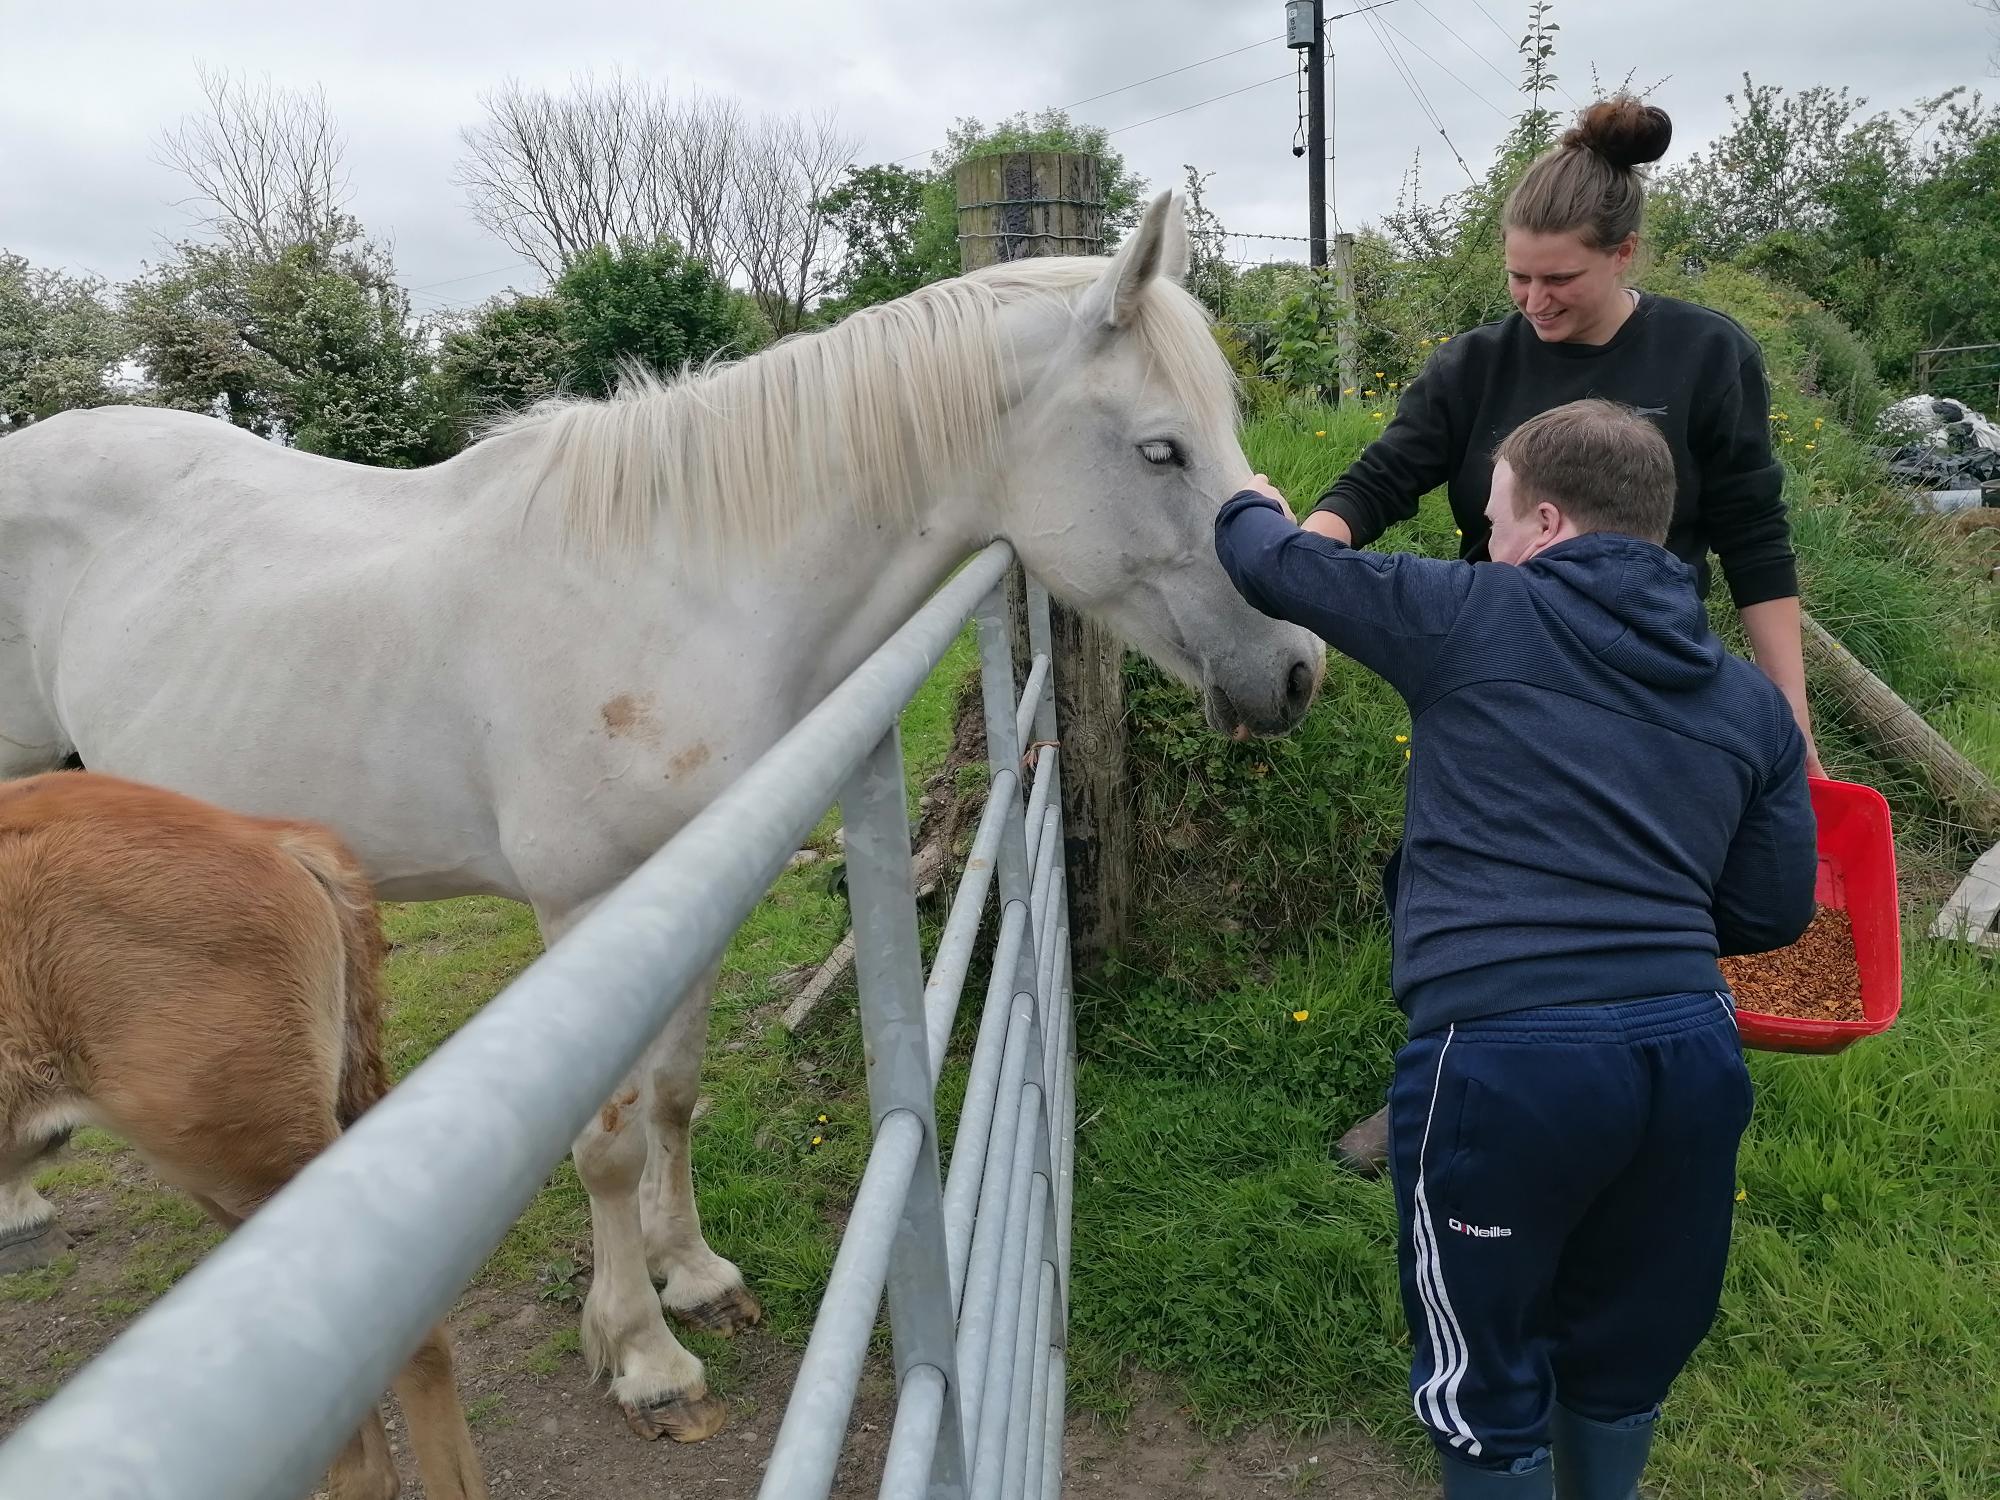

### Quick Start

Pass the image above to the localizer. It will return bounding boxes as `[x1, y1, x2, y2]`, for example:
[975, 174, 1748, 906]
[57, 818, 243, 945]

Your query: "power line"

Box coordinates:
[1378, 16, 1510, 120]
[889, 34, 1286, 164]
[1062, 35, 1283, 113]
[890, 4, 1405, 165]
[1465, 0, 1519, 53]
[1409, 0, 1519, 96]
[1464, 0, 1584, 110]
[1326, 0, 1409, 20]
[407, 263, 533, 293]
[1363, 7, 1479, 183]
[1103, 71, 1296, 138]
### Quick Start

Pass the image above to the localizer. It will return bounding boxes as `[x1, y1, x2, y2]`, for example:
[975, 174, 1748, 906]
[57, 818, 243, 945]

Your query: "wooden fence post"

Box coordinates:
[1802, 611, 2000, 843]
[956, 152, 1132, 969]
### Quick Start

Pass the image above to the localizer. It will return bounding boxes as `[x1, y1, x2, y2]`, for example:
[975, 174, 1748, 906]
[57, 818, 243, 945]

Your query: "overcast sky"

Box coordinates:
[2, 0, 1991, 312]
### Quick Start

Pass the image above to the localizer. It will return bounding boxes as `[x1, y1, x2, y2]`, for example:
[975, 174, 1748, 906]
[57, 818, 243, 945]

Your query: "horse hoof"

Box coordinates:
[622, 1390, 729, 1444]
[0, 1223, 72, 1277]
[671, 1285, 763, 1337]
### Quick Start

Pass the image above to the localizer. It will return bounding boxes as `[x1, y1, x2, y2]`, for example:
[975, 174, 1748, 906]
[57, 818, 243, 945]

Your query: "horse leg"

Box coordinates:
[391, 1324, 488, 1500]
[573, 1064, 727, 1442]
[188, 1189, 480, 1499]
[180, 1187, 406, 1500]
[324, 1411, 400, 1500]
[636, 965, 761, 1334]
[0, 1132, 74, 1276]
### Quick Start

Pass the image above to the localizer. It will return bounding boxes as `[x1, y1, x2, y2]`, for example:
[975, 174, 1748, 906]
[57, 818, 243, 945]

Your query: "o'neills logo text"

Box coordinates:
[1448, 1218, 1513, 1238]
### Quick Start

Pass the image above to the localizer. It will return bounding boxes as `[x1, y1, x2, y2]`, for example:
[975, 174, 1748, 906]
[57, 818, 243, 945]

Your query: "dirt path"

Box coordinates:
[2, 1165, 1419, 1499]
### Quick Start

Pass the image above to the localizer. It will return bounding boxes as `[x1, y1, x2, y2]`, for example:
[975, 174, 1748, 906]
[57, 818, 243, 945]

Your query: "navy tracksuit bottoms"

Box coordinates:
[1387, 990, 1753, 1471]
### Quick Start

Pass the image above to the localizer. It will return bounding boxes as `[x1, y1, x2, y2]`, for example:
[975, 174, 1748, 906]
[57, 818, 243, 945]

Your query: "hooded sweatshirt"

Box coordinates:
[1214, 494, 1817, 1036]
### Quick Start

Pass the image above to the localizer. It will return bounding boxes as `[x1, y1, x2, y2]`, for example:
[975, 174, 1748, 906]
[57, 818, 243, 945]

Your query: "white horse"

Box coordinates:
[0, 194, 1321, 1441]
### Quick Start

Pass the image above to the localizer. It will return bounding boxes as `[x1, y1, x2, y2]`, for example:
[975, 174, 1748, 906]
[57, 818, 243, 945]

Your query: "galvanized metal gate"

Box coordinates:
[0, 541, 1075, 1500]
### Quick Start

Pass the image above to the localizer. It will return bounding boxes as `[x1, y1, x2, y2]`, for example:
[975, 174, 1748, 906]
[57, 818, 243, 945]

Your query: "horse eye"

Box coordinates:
[1138, 440, 1179, 466]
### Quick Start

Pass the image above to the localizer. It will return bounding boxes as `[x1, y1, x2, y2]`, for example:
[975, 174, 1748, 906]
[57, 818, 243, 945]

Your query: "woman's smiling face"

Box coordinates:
[1504, 228, 1637, 346]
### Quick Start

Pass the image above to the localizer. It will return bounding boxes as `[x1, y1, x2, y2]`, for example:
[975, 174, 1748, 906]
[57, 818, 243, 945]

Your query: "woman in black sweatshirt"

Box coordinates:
[1312, 97, 1815, 759]
[1319, 97, 1821, 1178]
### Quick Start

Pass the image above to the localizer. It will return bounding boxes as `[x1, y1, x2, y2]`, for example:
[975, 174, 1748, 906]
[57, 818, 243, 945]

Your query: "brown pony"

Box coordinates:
[0, 772, 487, 1500]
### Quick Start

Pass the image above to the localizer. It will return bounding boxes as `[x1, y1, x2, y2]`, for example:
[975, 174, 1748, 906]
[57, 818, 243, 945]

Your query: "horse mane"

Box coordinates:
[485, 257, 1236, 559]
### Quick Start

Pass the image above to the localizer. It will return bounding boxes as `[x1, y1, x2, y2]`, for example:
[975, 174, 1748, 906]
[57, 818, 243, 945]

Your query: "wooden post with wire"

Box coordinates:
[955, 152, 1132, 968]
[1334, 230, 1360, 397]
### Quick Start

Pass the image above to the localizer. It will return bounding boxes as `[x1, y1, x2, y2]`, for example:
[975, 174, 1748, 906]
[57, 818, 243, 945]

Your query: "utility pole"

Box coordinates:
[1287, 1, 1328, 267]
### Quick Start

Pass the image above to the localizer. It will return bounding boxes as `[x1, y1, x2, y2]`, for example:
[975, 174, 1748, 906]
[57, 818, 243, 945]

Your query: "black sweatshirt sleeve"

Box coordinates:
[1697, 340, 1798, 608]
[1308, 349, 1461, 546]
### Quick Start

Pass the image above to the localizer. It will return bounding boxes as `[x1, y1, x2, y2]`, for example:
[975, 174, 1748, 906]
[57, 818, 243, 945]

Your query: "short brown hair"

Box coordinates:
[1493, 400, 1675, 543]
[1503, 96, 1673, 249]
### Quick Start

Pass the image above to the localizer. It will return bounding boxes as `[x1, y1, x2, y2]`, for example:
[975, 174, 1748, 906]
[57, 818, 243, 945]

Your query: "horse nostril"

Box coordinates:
[1286, 657, 1317, 717]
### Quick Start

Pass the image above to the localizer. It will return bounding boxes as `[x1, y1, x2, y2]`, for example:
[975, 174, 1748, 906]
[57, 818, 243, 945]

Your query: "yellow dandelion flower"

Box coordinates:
[1805, 442, 1816, 451]
[1375, 371, 1385, 378]
[1395, 733, 1409, 744]
[1364, 388, 1375, 396]
[810, 1135, 823, 1147]
[1292, 1009, 1310, 1023]
[1439, 334, 1451, 342]
[1404, 747, 1412, 761]
[1735, 1188, 1747, 1203]
[1454, 528, 1463, 537]
[817, 1114, 829, 1124]
[1390, 382, 1401, 390]
[1813, 418, 1824, 430]
[1371, 410, 1384, 419]
[1343, 387, 1356, 395]
[1315, 429, 1327, 437]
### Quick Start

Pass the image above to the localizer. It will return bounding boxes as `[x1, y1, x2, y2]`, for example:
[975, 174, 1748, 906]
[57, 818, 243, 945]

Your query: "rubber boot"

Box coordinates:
[1551, 1404, 1656, 1500]
[1334, 1103, 1392, 1176]
[1440, 1449, 1554, 1498]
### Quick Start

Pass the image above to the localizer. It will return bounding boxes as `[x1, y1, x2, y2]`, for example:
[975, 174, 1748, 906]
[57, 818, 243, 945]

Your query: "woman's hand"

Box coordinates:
[1244, 473, 1295, 518]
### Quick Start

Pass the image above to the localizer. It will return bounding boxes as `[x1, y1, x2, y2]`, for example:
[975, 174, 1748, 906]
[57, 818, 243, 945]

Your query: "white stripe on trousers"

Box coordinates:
[1411, 1024, 1482, 1456]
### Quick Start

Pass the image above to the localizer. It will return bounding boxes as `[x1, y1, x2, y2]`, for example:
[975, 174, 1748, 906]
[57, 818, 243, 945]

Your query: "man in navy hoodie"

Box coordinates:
[1214, 400, 1817, 1498]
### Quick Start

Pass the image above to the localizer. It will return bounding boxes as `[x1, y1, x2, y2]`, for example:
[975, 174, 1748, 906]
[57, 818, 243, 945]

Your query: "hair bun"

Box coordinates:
[1561, 96, 1672, 170]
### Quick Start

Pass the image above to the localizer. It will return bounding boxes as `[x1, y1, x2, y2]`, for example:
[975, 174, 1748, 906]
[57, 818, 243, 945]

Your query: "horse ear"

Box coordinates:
[1080, 190, 1176, 331]
[1160, 192, 1190, 286]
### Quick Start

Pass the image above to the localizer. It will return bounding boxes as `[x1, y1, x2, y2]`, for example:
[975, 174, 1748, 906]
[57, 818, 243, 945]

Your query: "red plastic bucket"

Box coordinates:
[1733, 777, 1903, 1055]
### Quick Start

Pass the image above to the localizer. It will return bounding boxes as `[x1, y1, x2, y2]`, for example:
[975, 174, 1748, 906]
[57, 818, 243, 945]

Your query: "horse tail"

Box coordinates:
[276, 827, 393, 1130]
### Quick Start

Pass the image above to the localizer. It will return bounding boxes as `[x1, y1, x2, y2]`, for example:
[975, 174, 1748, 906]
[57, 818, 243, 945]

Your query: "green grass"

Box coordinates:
[0, 1256, 78, 1305]
[464, 1393, 511, 1427]
[521, 1328, 582, 1375]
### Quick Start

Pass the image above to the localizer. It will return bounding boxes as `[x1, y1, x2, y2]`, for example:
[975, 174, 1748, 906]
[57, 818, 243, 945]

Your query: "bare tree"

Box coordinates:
[725, 111, 856, 336]
[653, 93, 743, 275]
[457, 71, 746, 279]
[155, 64, 354, 260]
[456, 73, 855, 329]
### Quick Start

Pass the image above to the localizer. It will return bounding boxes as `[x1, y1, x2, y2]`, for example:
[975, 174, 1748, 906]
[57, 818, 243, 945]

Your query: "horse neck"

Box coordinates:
[481, 420, 992, 712]
[698, 485, 990, 708]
